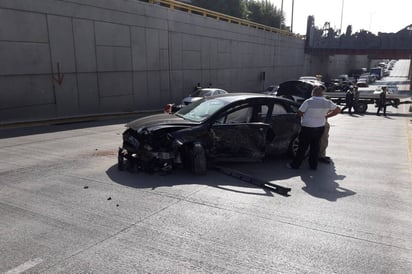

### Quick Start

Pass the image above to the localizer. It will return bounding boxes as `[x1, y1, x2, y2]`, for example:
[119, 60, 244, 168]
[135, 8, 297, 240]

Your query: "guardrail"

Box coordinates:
[149, 0, 299, 38]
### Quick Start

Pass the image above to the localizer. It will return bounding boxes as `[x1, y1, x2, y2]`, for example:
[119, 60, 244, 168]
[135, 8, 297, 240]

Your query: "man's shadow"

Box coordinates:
[300, 163, 356, 201]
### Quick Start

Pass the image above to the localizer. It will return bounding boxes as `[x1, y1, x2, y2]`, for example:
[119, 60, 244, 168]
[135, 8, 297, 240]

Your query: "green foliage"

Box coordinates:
[246, 0, 284, 28]
[190, 0, 284, 29]
[191, 0, 248, 18]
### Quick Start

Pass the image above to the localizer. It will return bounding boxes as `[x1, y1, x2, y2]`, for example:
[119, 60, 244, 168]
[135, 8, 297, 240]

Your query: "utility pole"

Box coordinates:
[280, 0, 284, 29]
[340, 0, 344, 34]
[291, 0, 294, 32]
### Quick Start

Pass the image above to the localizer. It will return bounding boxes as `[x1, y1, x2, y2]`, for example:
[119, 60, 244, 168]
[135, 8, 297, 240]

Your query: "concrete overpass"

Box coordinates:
[305, 16, 412, 60]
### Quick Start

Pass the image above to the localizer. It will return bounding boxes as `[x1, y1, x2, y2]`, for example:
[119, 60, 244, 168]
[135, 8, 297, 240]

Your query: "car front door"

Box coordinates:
[208, 104, 270, 161]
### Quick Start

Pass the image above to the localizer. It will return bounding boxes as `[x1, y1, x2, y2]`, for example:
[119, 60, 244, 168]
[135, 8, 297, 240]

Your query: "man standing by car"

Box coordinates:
[288, 86, 341, 170]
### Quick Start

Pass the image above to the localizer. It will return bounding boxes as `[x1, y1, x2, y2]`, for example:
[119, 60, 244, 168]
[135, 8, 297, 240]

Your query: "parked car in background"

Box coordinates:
[356, 75, 369, 88]
[181, 88, 228, 105]
[298, 76, 324, 86]
[359, 73, 376, 83]
[356, 77, 369, 87]
[119, 93, 301, 174]
[262, 84, 279, 96]
[165, 88, 228, 113]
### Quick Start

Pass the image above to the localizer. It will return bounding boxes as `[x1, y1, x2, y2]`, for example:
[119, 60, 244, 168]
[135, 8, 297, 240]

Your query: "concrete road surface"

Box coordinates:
[1, 104, 412, 273]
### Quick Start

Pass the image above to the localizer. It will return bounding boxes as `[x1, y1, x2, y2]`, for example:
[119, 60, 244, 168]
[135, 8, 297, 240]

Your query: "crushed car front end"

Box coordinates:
[118, 113, 198, 173]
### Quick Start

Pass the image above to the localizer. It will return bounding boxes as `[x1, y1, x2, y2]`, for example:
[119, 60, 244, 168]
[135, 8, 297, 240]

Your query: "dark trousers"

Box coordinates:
[341, 103, 353, 114]
[377, 104, 387, 115]
[291, 126, 325, 169]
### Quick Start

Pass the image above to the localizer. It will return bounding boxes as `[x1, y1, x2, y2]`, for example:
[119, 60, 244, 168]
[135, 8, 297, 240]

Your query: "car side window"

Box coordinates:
[255, 105, 269, 122]
[272, 103, 287, 116]
[213, 106, 253, 125]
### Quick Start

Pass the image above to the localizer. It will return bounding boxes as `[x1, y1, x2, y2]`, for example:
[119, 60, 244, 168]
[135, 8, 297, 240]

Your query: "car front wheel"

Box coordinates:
[191, 142, 207, 175]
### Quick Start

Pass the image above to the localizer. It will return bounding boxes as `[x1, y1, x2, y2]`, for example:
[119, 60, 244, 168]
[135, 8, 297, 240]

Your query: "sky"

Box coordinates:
[269, 0, 412, 35]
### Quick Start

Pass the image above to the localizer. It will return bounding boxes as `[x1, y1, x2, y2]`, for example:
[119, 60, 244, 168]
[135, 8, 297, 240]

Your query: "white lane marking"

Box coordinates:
[5, 258, 43, 274]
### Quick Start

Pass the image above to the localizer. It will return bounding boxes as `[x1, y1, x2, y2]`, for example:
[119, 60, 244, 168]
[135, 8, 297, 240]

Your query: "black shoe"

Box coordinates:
[318, 157, 331, 164]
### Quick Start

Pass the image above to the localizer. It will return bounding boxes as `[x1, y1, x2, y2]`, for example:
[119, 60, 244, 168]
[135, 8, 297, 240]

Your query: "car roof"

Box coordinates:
[203, 92, 298, 105]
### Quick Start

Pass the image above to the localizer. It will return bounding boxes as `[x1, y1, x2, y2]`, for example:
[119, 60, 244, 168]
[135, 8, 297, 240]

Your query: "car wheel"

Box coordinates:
[118, 148, 127, 171]
[191, 142, 207, 175]
[288, 135, 299, 157]
[355, 102, 368, 114]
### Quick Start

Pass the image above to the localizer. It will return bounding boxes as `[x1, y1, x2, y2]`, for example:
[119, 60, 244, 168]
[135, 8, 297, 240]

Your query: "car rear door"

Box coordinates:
[265, 102, 300, 154]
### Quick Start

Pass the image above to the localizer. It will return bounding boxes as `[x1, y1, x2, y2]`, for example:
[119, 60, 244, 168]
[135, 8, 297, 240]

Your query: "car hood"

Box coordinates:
[126, 113, 198, 130]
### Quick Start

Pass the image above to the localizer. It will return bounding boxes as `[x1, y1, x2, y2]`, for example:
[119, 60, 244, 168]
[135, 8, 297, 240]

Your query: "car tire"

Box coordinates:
[288, 135, 299, 157]
[191, 142, 207, 175]
[355, 102, 368, 114]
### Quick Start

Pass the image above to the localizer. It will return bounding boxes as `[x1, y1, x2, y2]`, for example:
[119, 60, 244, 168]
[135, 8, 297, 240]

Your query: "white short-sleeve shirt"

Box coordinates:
[299, 96, 337, 127]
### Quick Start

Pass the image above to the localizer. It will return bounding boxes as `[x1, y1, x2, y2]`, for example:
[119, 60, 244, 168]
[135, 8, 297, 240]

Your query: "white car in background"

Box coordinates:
[181, 88, 228, 105]
[165, 88, 229, 113]
[298, 76, 324, 86]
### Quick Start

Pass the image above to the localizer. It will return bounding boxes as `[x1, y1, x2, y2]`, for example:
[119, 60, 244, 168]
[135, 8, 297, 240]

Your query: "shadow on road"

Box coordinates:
[106, 156, 356, 201]
[105, 164, 277, 197]
[300, 163, 356, 201]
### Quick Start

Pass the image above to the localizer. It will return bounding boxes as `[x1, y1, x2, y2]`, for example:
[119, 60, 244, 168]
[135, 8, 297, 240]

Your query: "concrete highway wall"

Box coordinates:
[0, 0, 366, 123]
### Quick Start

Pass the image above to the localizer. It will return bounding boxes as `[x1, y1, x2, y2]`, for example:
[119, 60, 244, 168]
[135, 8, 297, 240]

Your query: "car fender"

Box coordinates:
[168, 125, 205, 146]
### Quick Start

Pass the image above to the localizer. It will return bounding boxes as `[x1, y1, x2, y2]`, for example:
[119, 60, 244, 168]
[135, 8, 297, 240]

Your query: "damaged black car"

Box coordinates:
[119, 93, 301, 175]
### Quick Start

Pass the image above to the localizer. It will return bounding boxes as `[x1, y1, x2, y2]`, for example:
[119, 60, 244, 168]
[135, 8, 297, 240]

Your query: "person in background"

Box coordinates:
[193, 83, 202, 92]
[318, 120, 331, 164]
[319, 87, 332, 164]
[341, 87, 354, 114]
[288, 86, 341, 170]
[353, 85, 360, 113]
[377, 86, 387, 116]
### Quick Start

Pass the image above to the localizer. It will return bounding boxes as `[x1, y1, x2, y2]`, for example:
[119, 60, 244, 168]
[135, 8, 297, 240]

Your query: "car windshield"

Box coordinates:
[175, 98, 227, 122]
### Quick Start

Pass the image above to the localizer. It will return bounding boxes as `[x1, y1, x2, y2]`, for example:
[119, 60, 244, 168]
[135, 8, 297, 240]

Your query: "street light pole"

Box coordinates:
[340, 0, 344, 34]
[280, 0, 283, 28]
[291, 0, 294, 32]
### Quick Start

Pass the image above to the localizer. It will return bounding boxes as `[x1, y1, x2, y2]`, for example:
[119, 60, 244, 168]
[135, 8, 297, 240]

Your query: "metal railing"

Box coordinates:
[149, 0, 298, 37]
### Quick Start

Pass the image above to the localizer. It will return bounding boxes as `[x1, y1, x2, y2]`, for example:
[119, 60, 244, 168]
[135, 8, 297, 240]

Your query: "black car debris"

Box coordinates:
[119, 93, 301, 174]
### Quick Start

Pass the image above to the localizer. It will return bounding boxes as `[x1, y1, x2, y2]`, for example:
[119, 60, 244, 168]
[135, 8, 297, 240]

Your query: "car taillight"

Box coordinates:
[164, 104, 173, 113]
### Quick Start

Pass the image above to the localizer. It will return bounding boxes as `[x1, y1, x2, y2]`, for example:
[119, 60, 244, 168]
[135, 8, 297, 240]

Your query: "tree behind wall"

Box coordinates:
[246, 0, 284, 29]
[191, 0, 248, 18]
[190, 0, 284, 29]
